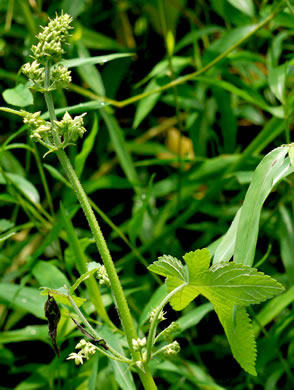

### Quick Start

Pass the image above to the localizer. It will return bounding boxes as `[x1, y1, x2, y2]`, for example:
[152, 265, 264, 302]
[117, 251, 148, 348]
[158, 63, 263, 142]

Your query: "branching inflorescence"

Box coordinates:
[22, 13, 86, 156]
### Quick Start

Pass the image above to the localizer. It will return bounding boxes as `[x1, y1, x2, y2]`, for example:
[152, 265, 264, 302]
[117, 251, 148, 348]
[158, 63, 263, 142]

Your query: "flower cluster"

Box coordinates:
[160, 321, 181, 343]
[96, 264, 111, 287]
[54, 111, 86, 143]
[66, 339, 97, 365]
[32, 12, 73, 62]
[162, 341, 180, 357]
[22, 13, 72, 90]
[22, 110, 87, 155]
[149, 308, 166, 323]
[132, 337, 146, 352]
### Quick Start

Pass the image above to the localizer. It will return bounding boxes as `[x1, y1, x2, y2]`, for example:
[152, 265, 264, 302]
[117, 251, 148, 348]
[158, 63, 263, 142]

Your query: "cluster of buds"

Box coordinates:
[96, 264, 111, 287]
[159, 321, 181, 343]
[162, 341, 181, 357]
[22, 12, 73, 91]
[66, 339, 97, 365]
[22, 110, 87, 155]
[132, 337, 146, 352]
[150, 308, 166, 323]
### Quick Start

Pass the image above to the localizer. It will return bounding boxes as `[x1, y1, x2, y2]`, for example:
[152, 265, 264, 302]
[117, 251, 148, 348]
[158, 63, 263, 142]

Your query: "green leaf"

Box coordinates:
[0, 219, 14, 233]
[176, 303, 213, 333]
[0, 172, 40, 203]
[43, 164, 71, 187]
[183, 248, 211, 275]
[32, 261, 70, 290]
[213, 207, 242, 264]
[133, 78, 162, 129]
[101, 109, 139, 188]
[98, 326, 136, 390]
[40, 287, 85, 307]
[69, 262, 100, 295]
[268, 64, 287, 104]
[149, 249, 285, 374]
[0, 325, 49, 344]
[148, 254, 186, 280]
[75, 42, 105, 96]
[215, 305, 257, 375]
[2, 83, 33, 107]
[234, 146, 293, 266]
[227, 0, 255, 17]
[190, 262, 284, 307]
[60, 53, 133, 68]
[0, 283, 46, 319]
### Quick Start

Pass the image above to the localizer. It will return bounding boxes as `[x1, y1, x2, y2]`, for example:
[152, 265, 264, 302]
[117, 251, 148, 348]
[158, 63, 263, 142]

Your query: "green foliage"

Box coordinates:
[1, 0, 294, 388]
[149, 249, 284, 374]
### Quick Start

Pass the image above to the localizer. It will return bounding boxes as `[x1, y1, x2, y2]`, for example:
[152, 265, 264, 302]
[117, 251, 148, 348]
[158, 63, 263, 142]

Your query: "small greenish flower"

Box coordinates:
[31, 12, 73, 62]
[96, 264, 111, 287]
[54, 111, 86, 143]
[22, 60, 45, 84]
[22, 110, 47, 130]
[51, 64, 72, 89]
[67, 352, 84, 365]
[160, 321, 181, 343]
[163, 341, 180, 357]
[132, 337, 146, 351]
[150, 308, 166, 323]
[76, 339, 96, 360]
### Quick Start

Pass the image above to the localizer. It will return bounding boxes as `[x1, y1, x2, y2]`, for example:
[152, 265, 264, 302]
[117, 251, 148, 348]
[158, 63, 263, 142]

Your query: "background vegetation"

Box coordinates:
[1, 0, 294, 389]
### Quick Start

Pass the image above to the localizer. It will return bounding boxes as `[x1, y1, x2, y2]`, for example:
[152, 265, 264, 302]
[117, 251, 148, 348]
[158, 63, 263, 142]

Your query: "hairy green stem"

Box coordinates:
[43, 65, 157, 390]
[60, 203, 114, 327]
[145, 282, 187, 362]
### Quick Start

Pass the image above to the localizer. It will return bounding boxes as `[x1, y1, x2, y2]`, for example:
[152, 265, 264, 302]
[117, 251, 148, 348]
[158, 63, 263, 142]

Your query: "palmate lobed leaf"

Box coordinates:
[149, 249, 285, 375]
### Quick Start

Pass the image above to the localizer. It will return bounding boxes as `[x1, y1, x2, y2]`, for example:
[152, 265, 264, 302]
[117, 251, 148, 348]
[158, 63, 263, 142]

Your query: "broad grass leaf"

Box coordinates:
[227, 0, 255, 17]
[175, 303, 213, 333]
[32, 261, 70, 289]
[2, 83, 33, 107]
[44, 164, 71, 187]
[234, 146, 293, 266]
[75, 42, 105, 96]
[279, 206, 294, 285]
[196, 76, 283, 118]
[0, 219, 14, 233]
[98, 326, 136, 390]
[0, 172, 40, 203]
[101, 110, 139, 189]
[268, 64, 287, 104]
[214, 304, 257, 375]
[78, 24, 126, 51]
[213, 207, 241, 264]
[0, 283, 46, 319]
[61, 53, 133, 68]
[133, 78, 162, 129]
[0, 325, 49, 344]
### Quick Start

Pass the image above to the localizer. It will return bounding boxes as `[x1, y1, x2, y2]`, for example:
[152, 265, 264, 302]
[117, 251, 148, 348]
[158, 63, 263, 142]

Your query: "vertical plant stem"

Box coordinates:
[60, 203, 114, 327]
[43, 63, 157, 389]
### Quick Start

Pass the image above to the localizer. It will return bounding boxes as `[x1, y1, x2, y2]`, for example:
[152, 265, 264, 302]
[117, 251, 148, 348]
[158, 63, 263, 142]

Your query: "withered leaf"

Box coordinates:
[44, 294, 61, 357]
